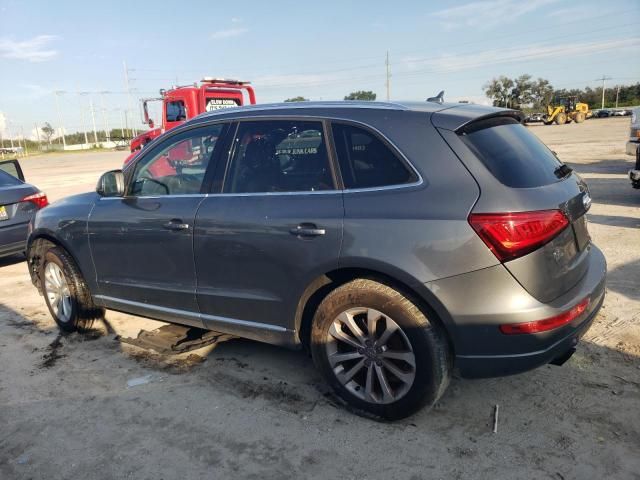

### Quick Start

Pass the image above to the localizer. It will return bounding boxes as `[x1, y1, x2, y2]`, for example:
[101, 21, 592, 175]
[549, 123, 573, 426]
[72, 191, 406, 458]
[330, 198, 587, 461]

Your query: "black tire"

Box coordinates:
[40, 247, 104, 332]
[575, 112, 585, 123]
[310, 279, 451, 420]
[555, 112, 567, 125]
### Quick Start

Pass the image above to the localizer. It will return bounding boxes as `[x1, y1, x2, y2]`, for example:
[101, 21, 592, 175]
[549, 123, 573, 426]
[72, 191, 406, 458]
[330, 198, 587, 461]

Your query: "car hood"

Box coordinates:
[47, 191, 100, 208]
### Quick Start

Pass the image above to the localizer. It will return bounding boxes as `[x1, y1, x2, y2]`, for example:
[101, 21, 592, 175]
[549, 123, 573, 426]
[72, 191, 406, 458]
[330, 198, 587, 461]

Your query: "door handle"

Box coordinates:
[290, 223, 326, 237]
[163, 219, 190, 231]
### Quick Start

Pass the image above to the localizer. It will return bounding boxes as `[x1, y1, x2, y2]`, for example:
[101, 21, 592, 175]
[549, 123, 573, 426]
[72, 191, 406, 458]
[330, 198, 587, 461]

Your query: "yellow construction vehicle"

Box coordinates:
[543, 96, 590, 125]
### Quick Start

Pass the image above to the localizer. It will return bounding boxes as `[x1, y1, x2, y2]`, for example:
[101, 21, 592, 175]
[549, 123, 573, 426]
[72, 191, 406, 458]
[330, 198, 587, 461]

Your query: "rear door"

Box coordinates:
[88, 124, 227, 323]
[439, 116, 593, 303]
[193, 119, 343, 342]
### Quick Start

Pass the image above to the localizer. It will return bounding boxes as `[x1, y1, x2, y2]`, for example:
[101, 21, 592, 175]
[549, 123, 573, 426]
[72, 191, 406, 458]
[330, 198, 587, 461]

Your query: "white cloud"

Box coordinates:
[22, 84, 51, 99]
[0, 35, 58, 62]
[432, 0, 558, 30]
[210, 27, 248, 40]
[400, 38, 640, 73]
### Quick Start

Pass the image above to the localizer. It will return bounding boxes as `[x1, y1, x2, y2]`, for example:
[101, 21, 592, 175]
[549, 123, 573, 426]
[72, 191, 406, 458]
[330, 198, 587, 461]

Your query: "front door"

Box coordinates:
[194, 119, 343, 343]
[89, 124, 226, 324]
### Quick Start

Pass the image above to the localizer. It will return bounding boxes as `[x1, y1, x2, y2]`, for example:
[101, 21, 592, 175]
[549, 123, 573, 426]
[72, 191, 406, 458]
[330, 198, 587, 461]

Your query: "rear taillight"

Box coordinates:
[21, 192, 49, 209]
[499, 297, 590, 335]
[469, 209, 569, 262]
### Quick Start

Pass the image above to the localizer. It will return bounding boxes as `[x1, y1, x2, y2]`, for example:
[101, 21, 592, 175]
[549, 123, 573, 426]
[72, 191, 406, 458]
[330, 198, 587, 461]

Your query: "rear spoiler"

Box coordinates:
[431, 105, 524, 132]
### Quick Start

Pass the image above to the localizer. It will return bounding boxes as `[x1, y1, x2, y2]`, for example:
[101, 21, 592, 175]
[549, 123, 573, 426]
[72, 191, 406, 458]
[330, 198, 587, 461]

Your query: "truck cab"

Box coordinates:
[124, 78, 256, 165]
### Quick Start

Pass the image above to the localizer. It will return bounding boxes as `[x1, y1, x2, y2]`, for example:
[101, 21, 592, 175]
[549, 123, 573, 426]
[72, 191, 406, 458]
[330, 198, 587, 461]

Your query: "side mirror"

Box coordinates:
[96, 170, 125, 197]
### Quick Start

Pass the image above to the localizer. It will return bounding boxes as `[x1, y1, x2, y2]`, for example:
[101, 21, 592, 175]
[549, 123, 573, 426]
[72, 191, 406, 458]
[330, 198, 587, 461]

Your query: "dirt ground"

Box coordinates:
[1, 117, 638, 480]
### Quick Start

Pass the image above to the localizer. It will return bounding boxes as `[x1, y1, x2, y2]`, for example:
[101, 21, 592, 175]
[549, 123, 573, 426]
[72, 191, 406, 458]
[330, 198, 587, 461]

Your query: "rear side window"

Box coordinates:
[224, 120, 335, 193]
[0, 169, 22, 187]
[332, 123, 417, 189]
[460, 118, 563, 188]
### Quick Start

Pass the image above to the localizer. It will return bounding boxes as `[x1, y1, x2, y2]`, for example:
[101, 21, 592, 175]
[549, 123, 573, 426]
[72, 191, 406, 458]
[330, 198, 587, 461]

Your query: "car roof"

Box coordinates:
[190, 100, 521, 132]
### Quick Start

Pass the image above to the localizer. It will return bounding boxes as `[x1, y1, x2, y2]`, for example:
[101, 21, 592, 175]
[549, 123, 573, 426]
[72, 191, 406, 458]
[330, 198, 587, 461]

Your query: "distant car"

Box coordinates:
[626, 107, 640, 157]
[611, 110, 627, 117]
[525, 113, 544, 123]
[0, 159, 48, 259]
[595, 110, 611, 118]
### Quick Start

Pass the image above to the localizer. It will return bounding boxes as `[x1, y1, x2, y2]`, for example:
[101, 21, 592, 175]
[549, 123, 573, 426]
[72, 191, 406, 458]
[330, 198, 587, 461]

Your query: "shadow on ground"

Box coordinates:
[1, 300, 639, 479]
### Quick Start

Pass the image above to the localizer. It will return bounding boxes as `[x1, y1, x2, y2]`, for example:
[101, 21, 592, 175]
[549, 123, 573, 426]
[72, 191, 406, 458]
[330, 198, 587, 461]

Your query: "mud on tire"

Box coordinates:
[310, 279, 451, 420]
[40, 247, 104, 332]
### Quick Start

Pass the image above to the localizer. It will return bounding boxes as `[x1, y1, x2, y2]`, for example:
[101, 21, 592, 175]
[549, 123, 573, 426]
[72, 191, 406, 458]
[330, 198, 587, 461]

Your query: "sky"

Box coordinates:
[0, 0, 639, 140]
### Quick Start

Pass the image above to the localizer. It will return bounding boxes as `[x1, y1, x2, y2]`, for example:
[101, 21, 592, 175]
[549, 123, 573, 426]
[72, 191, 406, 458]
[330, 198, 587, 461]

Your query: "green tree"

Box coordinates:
[530, 78, 554, 110]
[484, 76, 515, 107]
[344, 90, 377, 101]
[41, 122, 55, 144]
[284, 96, 309, 102]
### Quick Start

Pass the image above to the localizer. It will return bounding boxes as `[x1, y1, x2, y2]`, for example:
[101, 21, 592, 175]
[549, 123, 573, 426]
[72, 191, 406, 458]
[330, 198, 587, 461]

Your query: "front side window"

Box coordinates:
[130, 126, 223, 196]
[224, 120, 334, 193]
[166, 101, 186, 122]
[331, 123, 417, 189]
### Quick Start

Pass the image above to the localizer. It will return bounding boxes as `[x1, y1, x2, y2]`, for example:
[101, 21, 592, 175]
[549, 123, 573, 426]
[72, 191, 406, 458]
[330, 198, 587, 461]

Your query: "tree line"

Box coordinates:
[484, 74, 640, 111]
[285, 91, 377, 102]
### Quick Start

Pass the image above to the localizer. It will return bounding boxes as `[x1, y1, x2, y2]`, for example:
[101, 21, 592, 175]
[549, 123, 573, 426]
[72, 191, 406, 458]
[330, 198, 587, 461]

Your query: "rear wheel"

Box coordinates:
[574, 112, 585, 123]
[311, 279, 451, 420]
[555, 112, 567, 125]
[41, 247, 104, 332]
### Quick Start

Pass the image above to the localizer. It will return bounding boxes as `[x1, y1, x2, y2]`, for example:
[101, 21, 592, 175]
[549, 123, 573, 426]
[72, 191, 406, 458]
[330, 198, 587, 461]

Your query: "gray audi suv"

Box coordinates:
[27, 101, 606, 419]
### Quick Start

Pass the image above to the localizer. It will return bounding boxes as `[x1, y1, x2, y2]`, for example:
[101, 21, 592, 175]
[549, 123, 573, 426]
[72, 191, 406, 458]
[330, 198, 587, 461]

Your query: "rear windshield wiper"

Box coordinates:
[554, 163, 573, 179]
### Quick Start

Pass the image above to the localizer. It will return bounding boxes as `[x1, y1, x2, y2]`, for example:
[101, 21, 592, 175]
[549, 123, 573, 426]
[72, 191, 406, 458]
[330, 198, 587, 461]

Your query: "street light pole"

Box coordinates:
[53, 91, 67, 149]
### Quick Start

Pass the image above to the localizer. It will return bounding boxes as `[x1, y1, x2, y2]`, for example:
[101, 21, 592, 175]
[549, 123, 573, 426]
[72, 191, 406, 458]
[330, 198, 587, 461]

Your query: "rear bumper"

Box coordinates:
[455, 287, 604, 377]
[425, 245, 607, 378]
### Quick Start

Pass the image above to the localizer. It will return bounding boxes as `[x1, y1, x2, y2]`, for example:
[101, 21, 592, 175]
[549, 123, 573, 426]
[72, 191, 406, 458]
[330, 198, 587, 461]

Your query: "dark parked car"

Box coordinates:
[27, 101, 606, 419]
[0, 159, 48, 259]
[595, 109, 612, 118]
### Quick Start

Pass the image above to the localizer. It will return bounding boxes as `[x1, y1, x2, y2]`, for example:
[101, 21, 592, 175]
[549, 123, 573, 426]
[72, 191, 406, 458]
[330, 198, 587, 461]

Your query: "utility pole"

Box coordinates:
[34, 123, 41, 151]
[89, 99, 99, 144]
[385, 50, 391, 102]
[123, 60, 137, 137]
[615, 85, 621, 109]
[53, 91, 67, 149]
[596, 75, 612, 110]
[119, 109, 126, 138]
[99, 91, 110, 142]
[20, 127, 28, 157]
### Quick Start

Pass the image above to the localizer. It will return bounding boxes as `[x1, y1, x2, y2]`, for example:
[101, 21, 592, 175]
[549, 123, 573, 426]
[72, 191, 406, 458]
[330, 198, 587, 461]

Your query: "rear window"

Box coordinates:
[0, 169, 22, 187]
[460, 118, 563, 188]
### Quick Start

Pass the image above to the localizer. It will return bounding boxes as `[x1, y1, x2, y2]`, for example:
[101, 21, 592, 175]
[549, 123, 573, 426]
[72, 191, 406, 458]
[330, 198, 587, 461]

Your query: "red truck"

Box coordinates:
[124, 78, 256, 165]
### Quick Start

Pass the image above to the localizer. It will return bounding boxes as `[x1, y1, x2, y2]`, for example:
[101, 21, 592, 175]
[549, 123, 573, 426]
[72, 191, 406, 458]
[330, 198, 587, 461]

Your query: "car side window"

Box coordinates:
[166, 101, 186, 122]
[331, 123, 417, 189]
[224, 120, 335, 193]
[129, 125, 223, 196]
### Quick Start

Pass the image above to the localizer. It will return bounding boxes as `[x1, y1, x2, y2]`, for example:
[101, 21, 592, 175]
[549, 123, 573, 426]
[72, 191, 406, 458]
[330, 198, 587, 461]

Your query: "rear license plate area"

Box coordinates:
[573, 215, 590, 251]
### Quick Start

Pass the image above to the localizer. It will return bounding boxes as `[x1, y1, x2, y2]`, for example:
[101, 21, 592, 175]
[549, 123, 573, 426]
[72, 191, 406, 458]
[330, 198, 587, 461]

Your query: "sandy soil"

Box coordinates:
[1, 118, 638, 480]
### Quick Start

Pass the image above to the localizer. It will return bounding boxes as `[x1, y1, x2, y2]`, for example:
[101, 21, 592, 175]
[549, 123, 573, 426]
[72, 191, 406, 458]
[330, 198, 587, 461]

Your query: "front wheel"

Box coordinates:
[555, 112, 567, 125]
[41, 247, 104, 332]
[311, 279, 451, 420]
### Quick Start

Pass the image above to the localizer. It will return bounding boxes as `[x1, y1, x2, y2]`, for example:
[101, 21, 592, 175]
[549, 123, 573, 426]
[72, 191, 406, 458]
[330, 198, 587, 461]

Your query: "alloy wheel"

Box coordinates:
[325, 307, 416, 404]
[44, 262, 72, 323]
